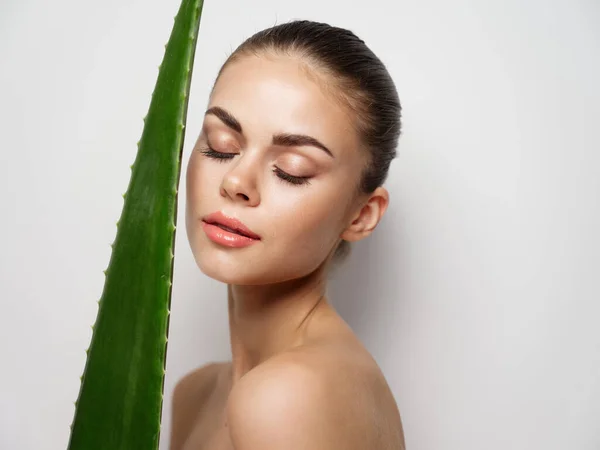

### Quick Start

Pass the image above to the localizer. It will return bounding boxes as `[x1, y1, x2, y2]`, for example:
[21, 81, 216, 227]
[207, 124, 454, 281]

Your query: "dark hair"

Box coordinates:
[215, 20, 402, 264]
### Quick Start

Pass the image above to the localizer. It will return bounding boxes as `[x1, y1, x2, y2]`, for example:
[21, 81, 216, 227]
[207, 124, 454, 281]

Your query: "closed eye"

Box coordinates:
[199, 146, 235, 161]
[272, 167, 311, 186]
[200, 146, 311, 186]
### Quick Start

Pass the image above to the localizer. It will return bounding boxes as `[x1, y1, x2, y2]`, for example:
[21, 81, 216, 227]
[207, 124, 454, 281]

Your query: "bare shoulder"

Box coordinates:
[170, 361, 228, 450]
[172, 361, 226, 400]
[226, 339, 406, 450]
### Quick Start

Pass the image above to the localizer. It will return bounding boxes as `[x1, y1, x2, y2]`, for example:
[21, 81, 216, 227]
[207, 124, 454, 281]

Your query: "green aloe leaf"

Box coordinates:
[68, 1, 203, 448]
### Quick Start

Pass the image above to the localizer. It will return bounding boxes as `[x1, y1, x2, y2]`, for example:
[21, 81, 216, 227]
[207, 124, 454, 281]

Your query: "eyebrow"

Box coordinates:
[205, 106, 334, 158]
[205, 106, 242, 134]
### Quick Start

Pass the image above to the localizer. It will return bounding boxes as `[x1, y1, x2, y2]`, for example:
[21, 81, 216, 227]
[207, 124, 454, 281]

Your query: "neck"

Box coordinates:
[226, 262, 332, 383]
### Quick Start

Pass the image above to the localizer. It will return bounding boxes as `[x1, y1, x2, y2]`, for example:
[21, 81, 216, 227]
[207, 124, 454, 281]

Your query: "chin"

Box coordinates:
[197, 261, 258, 285]
[194, 248, 315, 286]
[197, 259, 293, 286]
[193, 246, 258, 285]
[188, 226, 332, 286]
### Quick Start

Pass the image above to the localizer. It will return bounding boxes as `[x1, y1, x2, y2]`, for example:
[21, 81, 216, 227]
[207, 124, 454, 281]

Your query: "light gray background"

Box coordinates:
[1, 0, 599, 449]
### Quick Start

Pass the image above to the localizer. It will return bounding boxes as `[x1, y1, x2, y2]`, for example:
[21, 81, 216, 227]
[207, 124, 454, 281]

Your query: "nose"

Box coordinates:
[219, 154, 260, 206]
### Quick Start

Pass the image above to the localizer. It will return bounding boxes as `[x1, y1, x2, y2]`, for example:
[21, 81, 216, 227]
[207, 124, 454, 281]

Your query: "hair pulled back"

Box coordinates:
[215, 20, 402, 264]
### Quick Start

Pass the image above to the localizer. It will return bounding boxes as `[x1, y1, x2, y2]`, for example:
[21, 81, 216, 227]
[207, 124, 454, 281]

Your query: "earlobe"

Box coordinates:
[340, 187, 389, 243]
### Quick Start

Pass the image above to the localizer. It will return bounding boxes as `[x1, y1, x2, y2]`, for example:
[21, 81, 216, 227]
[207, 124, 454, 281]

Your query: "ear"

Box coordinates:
[340, 186, 389, 243]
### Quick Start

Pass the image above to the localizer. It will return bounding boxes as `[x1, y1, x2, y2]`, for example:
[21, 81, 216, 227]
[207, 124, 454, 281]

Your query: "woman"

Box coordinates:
[170, 20, 405, 450]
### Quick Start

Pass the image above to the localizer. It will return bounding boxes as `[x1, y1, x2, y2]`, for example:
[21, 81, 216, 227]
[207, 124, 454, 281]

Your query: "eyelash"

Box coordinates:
[199, 147, 311, 186]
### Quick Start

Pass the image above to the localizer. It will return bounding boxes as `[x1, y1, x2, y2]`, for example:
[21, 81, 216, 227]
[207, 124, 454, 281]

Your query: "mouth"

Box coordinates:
[201, 212, 261, 240]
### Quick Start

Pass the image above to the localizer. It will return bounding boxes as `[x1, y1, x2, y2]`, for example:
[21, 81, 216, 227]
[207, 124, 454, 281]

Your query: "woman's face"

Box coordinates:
[185, 53, 369, 285]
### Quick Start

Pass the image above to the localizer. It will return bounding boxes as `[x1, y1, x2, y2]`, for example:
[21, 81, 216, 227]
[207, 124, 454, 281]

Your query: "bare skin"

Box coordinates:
[172, 52, 406, 449]
[170, 289, 405, 450]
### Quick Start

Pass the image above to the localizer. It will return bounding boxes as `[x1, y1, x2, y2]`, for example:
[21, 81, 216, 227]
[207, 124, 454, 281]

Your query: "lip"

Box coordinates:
[201, 211, 261, 248]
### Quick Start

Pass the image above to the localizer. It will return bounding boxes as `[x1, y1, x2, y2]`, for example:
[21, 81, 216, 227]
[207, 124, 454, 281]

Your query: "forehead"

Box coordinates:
[209, 54, 362, 157]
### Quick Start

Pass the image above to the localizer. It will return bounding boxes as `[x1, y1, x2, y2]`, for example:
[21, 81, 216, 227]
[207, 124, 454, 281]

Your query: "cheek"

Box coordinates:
[185, 153, 220, 238]
[186, 152, 224, 203]
[266, 182, 349, 256]
[186, 152, 203, 198]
